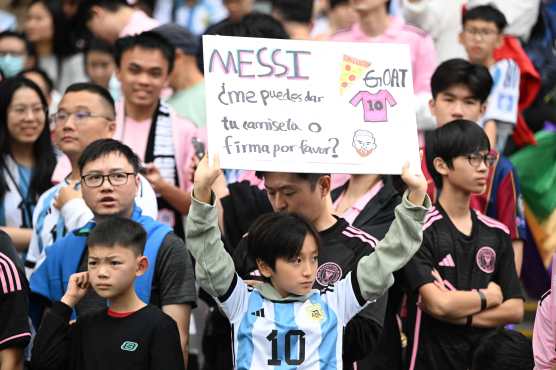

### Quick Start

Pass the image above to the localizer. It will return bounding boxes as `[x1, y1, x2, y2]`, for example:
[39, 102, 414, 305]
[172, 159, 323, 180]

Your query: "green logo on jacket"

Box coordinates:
[121, 341, 138, 352]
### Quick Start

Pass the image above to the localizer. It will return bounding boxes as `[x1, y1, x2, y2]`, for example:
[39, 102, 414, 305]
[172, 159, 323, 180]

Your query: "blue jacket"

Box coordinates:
[30, 206, 171, 323]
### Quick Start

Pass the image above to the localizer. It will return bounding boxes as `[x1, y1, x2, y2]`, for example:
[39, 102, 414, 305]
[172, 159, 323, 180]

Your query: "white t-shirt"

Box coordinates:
[482, 59, 521, 126]
[25, 174, 157, 278]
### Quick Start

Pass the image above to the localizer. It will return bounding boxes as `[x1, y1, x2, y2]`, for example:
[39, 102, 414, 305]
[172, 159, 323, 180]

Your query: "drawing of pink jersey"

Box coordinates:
[350, 90, 397, 122]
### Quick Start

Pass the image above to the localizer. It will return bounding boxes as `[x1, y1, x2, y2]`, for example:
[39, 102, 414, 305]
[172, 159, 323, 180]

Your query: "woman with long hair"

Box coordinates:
[0, 76, 56, 252]
[24, 0, 86, 92]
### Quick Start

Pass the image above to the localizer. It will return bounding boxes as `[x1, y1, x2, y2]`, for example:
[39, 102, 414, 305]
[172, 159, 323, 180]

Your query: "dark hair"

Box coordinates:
[0, 30, 38, 63]
[18, 67, 54, 94]
[462, 5, 508, 32]
[255, 172, 328, 190]
[0, 76, 55, 201]
[471, 329, 534, 370]
[329, 0, 349, 10]
[114, 31, 175, 74]
[272, 0, 314, 24]
[425, 119, 490, 189]
[28, 0, 77, 58]
[84, 37, 115, 58]
[64, 82, 116, 116]
[77, 0, 128, 22]
[78, 138, 141, 173]
[199, 12, 289, 73]
[247, 212, 320, 270]
[88, 215, 147, 255]
[431, 59, 493, 103]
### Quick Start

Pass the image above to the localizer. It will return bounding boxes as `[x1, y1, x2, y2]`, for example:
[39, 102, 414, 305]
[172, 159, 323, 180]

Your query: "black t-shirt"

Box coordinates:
[402, 204, 523, 370]
[31, 302, 184, 370]
[76, 233, 197, 316]
[0, 231, 31, 350]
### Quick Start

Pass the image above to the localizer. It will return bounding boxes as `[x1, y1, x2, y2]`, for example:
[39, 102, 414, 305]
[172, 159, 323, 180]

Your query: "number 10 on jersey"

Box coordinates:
[266, 330, 306, 366]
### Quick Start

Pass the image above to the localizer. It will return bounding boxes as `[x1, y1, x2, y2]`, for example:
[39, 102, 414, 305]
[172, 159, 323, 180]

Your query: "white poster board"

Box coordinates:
[203, 35, 420, 174]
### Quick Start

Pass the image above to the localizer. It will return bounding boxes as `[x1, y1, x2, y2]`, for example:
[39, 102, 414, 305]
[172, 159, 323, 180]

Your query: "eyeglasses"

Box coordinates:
[81, 172, 136, 188]
[9, 104, 45, 117]
[466, 152, 498, 168]
[463, 27, 499, 39]
[50, 110, 114, 128]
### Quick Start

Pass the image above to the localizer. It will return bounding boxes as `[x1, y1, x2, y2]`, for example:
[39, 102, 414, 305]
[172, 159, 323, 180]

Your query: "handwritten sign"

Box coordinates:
[203, 35, 420, 174]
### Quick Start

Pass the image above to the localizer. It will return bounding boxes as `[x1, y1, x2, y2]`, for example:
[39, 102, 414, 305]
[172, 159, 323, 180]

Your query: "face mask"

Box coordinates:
[0, 54, 25, 78]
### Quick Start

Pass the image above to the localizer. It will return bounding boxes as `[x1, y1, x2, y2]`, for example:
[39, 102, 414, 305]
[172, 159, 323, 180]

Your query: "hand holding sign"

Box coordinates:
[401, 162, 427, 206]
[193, 155, 222, 204]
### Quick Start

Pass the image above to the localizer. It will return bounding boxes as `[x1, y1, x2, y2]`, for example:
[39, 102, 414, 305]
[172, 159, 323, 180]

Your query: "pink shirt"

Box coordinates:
[350, 90, 397, 122]
[120, 117, 152, 162]
[330, 16, 437, 94]
[114, 100, 206, 191]
[119, 10, 159, 38]
[332, 180, 384, 224]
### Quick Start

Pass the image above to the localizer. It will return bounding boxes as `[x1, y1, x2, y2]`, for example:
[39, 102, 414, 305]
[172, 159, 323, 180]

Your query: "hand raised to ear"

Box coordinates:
[61, 272, 90, 308]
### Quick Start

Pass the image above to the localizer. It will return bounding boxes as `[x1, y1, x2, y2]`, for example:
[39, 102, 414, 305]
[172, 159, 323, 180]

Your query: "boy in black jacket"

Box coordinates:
[31, 216, 184, 370]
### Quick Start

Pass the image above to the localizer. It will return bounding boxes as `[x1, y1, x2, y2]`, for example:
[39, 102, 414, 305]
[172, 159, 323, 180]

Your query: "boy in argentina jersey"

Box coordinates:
[186, 156, 430, 370]
[403, 120, 523, 370]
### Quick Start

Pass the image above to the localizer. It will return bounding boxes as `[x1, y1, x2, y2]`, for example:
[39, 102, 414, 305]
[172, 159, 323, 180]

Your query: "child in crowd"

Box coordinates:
[83, 38, 120, 100]
[31, 216, 184, 370]
[459, 5, 520, 152]
[404, 120, 523, 370]
[186, 156, 429, 369]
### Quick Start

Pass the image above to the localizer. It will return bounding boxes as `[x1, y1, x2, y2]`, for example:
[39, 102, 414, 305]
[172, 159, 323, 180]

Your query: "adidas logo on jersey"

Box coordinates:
[438, 254, 455, 267]
[251, 308, 265, 318]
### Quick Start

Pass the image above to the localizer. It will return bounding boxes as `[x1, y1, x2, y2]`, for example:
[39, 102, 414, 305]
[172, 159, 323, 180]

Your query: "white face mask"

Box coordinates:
[0, 54, 25, 78]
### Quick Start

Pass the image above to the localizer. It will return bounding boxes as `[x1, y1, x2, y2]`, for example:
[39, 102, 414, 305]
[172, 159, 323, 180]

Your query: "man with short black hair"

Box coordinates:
[113, 31, 203, 238]
[402, 120, 523, 370]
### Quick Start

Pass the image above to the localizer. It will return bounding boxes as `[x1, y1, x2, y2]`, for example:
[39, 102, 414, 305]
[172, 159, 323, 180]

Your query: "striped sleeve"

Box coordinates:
[0, 234, 31, 350]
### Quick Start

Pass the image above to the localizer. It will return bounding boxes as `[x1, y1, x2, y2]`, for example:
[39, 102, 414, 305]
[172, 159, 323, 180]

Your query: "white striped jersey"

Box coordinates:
[218, 272, 369, 370]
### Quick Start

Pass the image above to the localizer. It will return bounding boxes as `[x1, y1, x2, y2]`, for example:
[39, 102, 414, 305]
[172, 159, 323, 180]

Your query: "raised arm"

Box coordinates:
[356, 163, 430, 301]
[185, 156, 236, 298]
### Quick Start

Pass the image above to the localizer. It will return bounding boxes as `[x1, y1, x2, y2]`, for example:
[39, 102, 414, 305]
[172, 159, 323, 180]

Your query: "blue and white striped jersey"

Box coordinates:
[218, 273, 369, 370]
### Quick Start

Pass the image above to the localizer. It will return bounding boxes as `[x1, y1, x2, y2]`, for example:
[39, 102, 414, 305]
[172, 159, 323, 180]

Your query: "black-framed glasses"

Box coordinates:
[466, 152, 498, 168]
[81, 172, 136, 188]
[463, 27, 499, 39]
